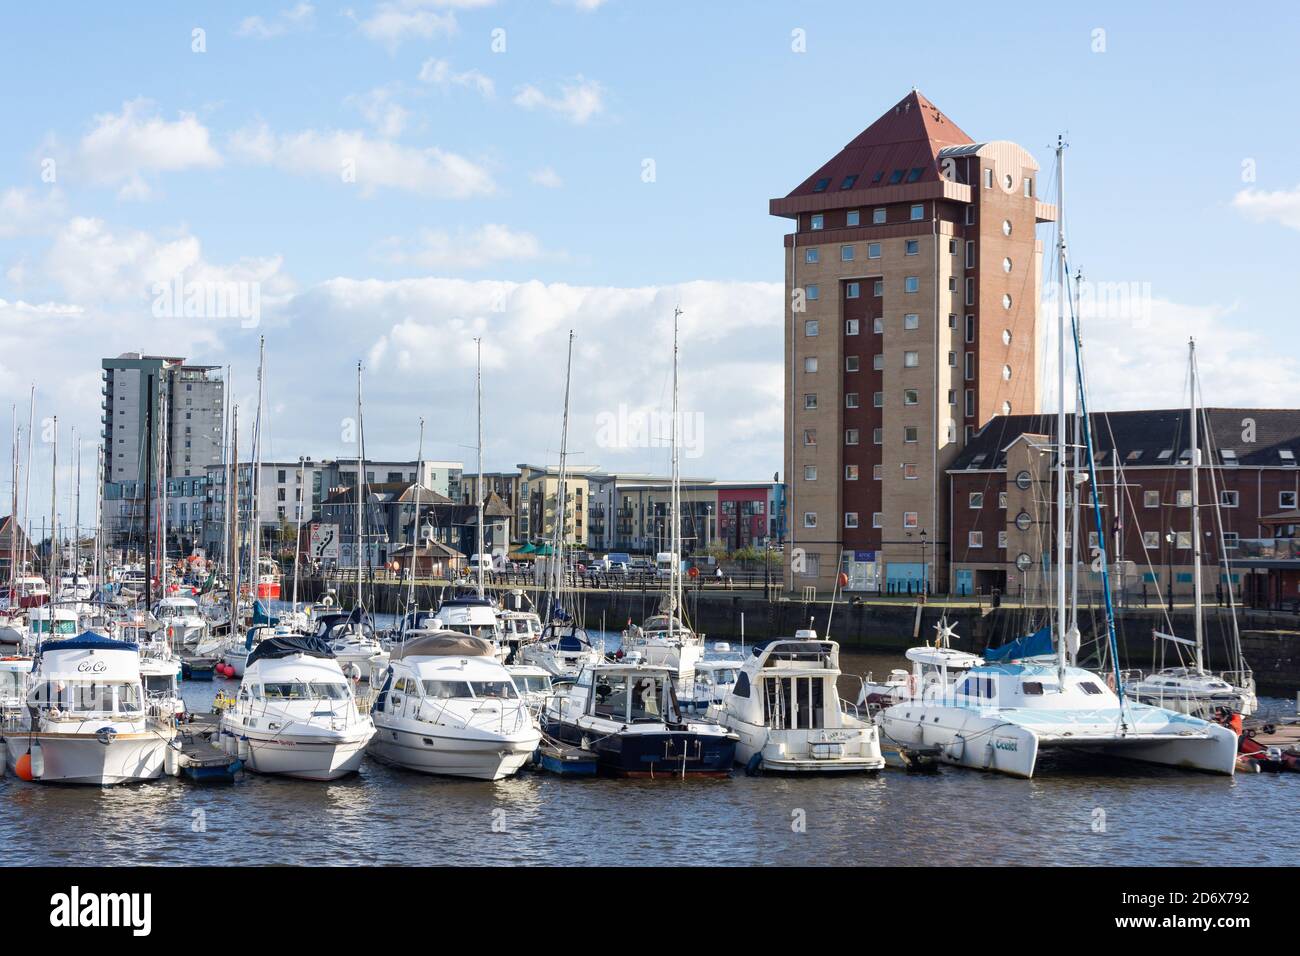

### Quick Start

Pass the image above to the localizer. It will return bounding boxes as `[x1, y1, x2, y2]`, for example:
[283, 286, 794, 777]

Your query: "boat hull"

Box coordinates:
[228, 728, 369, 781]
[546, 719, 735, 777]
[729, 721, 885, 773]
[3, 730, 173, 785]
[368, 723, 538, 781]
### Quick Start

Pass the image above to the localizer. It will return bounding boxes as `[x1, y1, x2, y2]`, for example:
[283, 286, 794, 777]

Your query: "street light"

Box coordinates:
[919, 529, 929, 598]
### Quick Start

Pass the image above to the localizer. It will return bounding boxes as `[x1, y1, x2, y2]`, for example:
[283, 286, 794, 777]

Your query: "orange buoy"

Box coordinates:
[15, 753, 34, 781]
[838, 572, 849, 587]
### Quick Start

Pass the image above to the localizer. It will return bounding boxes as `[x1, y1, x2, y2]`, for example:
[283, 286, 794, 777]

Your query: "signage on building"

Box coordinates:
[309, 523, 339, 561]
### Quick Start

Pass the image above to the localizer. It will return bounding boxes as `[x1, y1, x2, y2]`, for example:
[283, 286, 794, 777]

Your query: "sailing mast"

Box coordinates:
[21, 386, 33, 581]
[49, 416, 58, 594]
[1188, 338, 1205, 673]
[8, 407, 16, 602]
[292, 457, 306, 611]
[355, 361, 364, 610]
[549, 332, 575, 620]
[676, 306, 686, 642]
[160, 390, 168, 596]
[475, 338, 484, 599]
[407, 419, 424, 615]
[251, 337, 265, 607]
[74, 430, 81, 582]
[1054, 137, 1068, 680]
[228, 406, 240, 634]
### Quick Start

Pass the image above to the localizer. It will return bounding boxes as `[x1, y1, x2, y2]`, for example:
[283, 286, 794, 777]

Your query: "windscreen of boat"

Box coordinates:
[469, 680, 517, 699]
[423, 679, 473, 698]
[143, 674, 174, 694]
[31, 680, 143, 713]
[515, 675, 551, 694]
[0, 671, 25, 697]
[263, 681, 351, 700]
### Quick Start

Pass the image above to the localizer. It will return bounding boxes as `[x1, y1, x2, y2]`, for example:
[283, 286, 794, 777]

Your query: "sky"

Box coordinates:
[1, 1, 1299, 531]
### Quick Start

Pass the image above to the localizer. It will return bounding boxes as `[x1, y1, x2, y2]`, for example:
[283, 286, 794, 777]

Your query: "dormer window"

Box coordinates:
[1221, 449, 1238, 466]
[813, 177, 831, 193]
[840, 174, 859, 190]
[1281, 449, 1296, 466]
[888, 169, 906, 185]
[906, 167, 924, 183]
[1157, 448, 1173, 462]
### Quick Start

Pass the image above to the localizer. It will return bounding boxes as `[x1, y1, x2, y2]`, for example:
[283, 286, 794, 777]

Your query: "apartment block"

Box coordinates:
[771, 90, 1054, 594]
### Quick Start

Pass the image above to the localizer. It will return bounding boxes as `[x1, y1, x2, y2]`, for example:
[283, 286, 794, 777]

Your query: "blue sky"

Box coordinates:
[1, 1, 1298, 529]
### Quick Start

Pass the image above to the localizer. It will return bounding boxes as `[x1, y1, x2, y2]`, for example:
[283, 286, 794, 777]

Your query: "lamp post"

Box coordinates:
[919, 529, 929, 599]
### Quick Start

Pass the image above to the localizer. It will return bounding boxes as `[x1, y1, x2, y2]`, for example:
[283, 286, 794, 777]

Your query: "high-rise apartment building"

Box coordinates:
[101, 353, 224, 548]
[771, 91, 1055, 594]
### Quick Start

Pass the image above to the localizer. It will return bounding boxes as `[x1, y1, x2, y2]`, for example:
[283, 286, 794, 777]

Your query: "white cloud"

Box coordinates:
[29, 216, 292, 309]
[76, 99, 221, 197]
[514, 76, 604, 125]
[417, 58, 494, 97]
[228, 123, 495, 198]
[356, 1, 459, 51]
[0, 188, 66, 238]
[528, 166, 563, 189]
[345, 86, 410, 138]
[237, 2, 316, 38]
[556, 0, 608, 9]
[376, 224, 545, 270]
[1232, 185, 1300, 231]
[1039, 292, 1300, 414]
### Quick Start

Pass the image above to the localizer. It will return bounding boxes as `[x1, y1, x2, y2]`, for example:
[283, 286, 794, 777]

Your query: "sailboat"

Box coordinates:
[521, 330, 604, 678]
[1122, 340, 1257, 717]
[877, 138, 1237, 778]
[622, 308, 705, 681]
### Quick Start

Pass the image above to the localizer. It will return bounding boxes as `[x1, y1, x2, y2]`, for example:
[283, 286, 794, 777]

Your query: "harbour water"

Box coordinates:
[2, 636, 1297, 866]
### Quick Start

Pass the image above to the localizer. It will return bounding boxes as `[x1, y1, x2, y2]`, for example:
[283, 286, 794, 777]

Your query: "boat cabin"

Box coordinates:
[572, 663, 683, 725]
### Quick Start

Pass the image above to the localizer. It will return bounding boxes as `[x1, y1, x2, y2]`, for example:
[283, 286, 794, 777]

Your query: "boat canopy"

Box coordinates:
[37, 631, 138, 656]
[246, 635, 335, 668]
[983, 625, 1053, 662]
[393, 631, 495, 659]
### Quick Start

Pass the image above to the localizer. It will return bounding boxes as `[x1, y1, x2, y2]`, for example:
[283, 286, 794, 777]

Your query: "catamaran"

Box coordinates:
[876, 138, 1238, 779]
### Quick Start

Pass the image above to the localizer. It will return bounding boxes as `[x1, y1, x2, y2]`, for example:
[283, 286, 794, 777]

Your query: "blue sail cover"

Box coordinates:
[984, 625, 1053, 662]
[252, 600, 280, 626]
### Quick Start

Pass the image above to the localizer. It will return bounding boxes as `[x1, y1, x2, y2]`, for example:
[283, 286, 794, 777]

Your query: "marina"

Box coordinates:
[0, 642, 1296, 867]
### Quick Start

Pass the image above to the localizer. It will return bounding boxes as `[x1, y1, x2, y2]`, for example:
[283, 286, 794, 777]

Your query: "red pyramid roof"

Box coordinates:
[781, 90, 973, 200]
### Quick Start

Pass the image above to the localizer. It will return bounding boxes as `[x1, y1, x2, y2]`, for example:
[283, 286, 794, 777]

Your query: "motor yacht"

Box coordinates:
[621, 612, 704, 681]
[369, 631, 540, 781]
[543, 660, 737, 777]
[520, 617, 604, 679]
[1, 632, 177, 785]
[431, 595, 507, 660]
[709, 632, 884, 773]
[219, 635, 374, 781]
[152, 595, 210, 650]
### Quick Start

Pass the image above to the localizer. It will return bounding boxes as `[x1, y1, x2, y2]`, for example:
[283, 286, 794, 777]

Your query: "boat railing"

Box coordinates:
[1219, 670, 1255, 693]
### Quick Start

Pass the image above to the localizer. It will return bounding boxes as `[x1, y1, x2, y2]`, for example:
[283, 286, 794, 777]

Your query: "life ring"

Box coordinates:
[907, 674, 918, 698]
[1105, 672, 1116, 691]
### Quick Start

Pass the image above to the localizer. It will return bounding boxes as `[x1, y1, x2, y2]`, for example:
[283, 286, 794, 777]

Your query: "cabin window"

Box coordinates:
[732, 672, 750, 698]
[469, 681, 518, 700]
[1021, 682, 1044, 695]
[1078, 681, 1105, 695]
[422, 680, 473, 699]
[761, 676, 827, 730]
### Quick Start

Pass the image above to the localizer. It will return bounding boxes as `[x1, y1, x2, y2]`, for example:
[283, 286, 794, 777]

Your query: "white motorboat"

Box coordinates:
[542, 660, 738, 777]
[57, 574, 93, 603]
[1, 632, 177, 785]
[311, 610, 388, 682]
[1123, 666, 1257, 719]
[520, 619, 604, 680]
[12, 574, 50, 609]
[431, 595, 507, 660]
[680, 656, 743, 713]
[0, 611, 27, 652]
[369, 631, 540, 781]
[505, 663, 555, 715]
[152, 595, 210, 649]
[621, 612, 704, 681]
[219, 635, 374, 781]
[0, 655, 32, 713]
[857, 618, 982, 711]
[498, 607, 542, 663]
[22, 604, 79, 652]
[710, 632, 884, 773]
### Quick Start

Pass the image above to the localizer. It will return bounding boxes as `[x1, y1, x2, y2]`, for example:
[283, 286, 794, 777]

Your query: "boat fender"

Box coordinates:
[30, 739, 44, 778]
[15, 752, 33, 781]
[237, 737, 250, 761]
[907, 674, 918, 698]
[165, 744, 180, 777]
[744, 752, 763, 776]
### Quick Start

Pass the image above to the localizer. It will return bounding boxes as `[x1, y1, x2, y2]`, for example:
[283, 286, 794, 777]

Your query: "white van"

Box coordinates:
[468, 554, 495, 574]
[655, 551, 683, 579]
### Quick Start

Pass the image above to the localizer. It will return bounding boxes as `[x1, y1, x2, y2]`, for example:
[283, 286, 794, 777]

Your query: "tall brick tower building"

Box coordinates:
[771, 91, 1055, 594]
